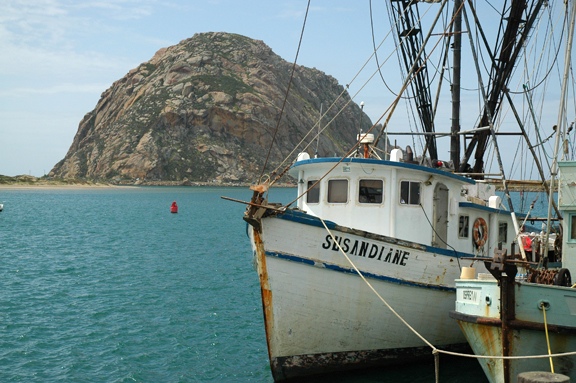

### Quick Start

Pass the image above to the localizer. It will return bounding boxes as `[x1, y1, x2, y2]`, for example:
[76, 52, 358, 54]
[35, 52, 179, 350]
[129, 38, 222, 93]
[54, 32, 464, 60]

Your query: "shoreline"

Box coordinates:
[0, 182, 296, 190]
[0, 183, 126, 190]
[0, 175, 295, 190]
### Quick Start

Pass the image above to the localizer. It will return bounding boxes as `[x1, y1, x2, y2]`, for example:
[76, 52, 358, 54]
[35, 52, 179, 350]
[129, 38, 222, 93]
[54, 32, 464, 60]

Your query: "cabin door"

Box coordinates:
[432, 183, 449, 249]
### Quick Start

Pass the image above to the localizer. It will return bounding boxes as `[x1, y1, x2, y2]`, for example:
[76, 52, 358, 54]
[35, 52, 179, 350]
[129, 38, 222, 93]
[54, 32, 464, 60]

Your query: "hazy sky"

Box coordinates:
[1, 0, 392, 176]
[0, 1, 570, 177]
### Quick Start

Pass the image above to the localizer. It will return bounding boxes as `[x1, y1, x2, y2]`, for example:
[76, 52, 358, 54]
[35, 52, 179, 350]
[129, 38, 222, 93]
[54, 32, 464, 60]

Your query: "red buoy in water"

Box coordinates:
[170, 201, 178, 214]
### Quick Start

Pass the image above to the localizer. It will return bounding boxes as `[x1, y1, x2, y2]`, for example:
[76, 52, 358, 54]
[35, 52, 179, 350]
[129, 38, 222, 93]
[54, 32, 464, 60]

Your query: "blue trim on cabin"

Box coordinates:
[459, 202, 512, 215]
[265, 250, 455, 292]
[422, 243, 468, 258]
[291, 157, 476, 184]
[458, 202, 528, 220]
[275, 208, 337, 230]
[272, 208, 473, 259]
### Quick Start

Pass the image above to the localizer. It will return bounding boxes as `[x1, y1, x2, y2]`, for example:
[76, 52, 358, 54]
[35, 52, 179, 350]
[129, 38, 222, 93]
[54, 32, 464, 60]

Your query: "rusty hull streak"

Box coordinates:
[252, 228, 277, 376]
[474, 323, 500, 379]
[458, 321, 501, 379]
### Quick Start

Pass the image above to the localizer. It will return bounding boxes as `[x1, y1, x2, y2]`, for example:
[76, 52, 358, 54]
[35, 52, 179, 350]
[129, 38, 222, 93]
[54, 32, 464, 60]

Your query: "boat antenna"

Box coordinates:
[357, 101, 365, 157]
[315, 104, 322, 158]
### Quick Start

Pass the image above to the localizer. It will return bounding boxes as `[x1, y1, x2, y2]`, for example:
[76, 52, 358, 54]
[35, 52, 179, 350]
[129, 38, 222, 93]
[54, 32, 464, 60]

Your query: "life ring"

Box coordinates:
[472, 217, 488, 248]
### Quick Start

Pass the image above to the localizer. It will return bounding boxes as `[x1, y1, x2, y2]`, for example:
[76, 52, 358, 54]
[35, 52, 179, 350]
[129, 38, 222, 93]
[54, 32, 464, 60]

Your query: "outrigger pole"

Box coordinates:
[543, 0, 576, 260]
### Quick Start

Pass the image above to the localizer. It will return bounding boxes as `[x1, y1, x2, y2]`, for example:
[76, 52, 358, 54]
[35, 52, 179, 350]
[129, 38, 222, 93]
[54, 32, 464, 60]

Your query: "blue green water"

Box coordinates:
[0, 187, 489, 382]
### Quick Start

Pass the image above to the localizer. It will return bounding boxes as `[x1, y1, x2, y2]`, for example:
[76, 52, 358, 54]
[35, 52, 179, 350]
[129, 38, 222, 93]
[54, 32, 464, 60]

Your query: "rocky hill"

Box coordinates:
[49, 32, 374, 185]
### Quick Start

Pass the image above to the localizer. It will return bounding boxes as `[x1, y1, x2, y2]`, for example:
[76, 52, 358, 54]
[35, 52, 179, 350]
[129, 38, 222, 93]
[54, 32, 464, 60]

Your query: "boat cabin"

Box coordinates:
[290, 151, 520, 257]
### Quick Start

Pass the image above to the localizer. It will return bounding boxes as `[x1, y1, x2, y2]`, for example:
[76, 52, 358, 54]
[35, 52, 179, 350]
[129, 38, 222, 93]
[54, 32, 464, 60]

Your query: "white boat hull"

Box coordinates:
[250, 209, 474, 380]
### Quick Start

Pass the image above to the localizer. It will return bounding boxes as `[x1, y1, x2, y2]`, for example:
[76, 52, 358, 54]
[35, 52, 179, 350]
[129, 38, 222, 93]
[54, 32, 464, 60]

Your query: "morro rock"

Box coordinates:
[50, 32, 373, 184]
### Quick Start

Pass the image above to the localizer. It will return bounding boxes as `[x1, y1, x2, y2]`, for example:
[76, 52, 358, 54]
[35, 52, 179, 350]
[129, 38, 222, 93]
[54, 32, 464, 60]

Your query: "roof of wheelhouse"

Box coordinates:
[291, 157, 476, 185]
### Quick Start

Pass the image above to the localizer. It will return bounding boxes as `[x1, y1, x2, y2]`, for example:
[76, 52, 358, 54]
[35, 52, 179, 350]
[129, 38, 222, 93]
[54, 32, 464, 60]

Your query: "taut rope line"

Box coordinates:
[319, 216, 576, 364]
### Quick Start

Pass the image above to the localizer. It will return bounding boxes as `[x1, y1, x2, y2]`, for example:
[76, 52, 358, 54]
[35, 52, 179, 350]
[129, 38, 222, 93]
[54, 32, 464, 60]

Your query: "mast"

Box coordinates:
[450, 0, 462, 169]
[461, 3, 527, 259]
[544, 1, 576, 260]
[458, 0, 546, 177]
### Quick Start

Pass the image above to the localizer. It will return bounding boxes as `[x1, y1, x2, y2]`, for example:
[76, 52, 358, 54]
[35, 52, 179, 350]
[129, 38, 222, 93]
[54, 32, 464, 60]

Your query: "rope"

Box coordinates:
[318, 217, 438, 350]
[316, 214, 576, 365]
[439, 348, 576, 360]
[434, 350, 440, 383]
[541, 301, 555, 373]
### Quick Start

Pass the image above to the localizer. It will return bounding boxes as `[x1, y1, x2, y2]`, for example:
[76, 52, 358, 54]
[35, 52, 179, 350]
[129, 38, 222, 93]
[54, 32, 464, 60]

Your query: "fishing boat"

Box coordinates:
[237, 1, 573, 381]
[450, 163, 576, 383]
[450, 2, 576, 382]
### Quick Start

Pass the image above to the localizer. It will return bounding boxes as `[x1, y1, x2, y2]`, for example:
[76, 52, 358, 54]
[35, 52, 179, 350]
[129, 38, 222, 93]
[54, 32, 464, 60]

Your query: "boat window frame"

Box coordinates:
[306, 179, 320, 204]
[358, 179, 384, 204]
[327, 178, 349, 204]
[570, 213, 576, 243]
[399, 180, 421, 206]
[458, 215, 469, 238]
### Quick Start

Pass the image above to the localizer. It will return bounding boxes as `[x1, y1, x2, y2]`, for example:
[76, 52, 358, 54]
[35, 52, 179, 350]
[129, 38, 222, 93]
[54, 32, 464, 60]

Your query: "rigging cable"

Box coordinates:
[461, 0, 550, 177]
[374, 0, 450, 149]
[369, 0, 399, 97]
[418, 203, 462, 264]
[268, 1, 441, 186]
[462, 2, 529, 259]
[266, 3, 409, 181]
[524, 83, 554, 162]
[511, 3, 565, 94]
[258, 0, 311, 184]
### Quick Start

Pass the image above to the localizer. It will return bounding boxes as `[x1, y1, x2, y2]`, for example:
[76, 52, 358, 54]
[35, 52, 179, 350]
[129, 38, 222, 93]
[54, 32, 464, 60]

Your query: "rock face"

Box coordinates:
[50, 32, 373, 184]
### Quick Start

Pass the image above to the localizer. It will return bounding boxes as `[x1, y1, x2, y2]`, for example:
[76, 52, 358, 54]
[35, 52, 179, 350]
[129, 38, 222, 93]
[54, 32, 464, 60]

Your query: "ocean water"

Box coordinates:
[0, 186, 492, 382]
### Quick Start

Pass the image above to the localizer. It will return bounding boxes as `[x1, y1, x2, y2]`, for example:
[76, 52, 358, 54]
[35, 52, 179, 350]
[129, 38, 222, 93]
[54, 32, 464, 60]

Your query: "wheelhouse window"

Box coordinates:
[498, 222, 508, 243]
[400, 181, 420, 205]
[306, 180, 320, 204]
[328, 179, 348, 203]
[459, 215, 469, 238]
[359, 179, 383, 204]
[570, 214, 576, 242]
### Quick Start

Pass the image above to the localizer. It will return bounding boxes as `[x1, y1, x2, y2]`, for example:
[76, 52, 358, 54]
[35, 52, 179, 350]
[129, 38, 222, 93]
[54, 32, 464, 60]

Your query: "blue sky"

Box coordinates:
[1, 0, 391, 177]
[0, 1, 570, 177]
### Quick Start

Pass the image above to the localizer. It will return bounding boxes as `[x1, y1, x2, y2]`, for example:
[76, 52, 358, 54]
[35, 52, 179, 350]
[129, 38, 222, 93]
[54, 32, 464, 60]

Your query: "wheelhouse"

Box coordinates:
[290, 154, 518, 257]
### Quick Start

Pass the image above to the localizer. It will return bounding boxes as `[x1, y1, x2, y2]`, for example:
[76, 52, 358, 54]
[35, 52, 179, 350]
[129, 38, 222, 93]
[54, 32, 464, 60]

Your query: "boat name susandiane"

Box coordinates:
[321, 235, 410, 266]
